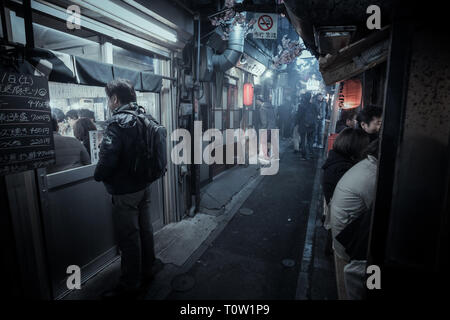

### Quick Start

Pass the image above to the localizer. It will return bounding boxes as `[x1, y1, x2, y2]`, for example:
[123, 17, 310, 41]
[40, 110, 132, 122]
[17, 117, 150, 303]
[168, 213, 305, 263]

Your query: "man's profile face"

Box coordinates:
[346, 115, 357, 128]
[362, 116, 382, 134]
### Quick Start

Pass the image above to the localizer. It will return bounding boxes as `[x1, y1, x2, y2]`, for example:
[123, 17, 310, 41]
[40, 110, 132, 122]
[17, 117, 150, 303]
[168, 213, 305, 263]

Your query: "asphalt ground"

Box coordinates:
[166, 147, 323, 300]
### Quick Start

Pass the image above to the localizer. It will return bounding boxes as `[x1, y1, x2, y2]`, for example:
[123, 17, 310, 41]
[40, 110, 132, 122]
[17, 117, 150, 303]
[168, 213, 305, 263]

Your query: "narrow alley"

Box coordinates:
[163, 143, 336, 300]
[1, 0, 448, 305]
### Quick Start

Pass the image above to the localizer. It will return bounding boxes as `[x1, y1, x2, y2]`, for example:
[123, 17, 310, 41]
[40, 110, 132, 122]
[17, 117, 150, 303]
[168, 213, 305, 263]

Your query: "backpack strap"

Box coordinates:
[118, 108, 159, 126]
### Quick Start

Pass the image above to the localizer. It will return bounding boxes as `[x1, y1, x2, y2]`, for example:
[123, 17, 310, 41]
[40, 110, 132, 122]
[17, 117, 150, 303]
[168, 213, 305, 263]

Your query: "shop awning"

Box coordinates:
[318, 26, 390, 85]
[76, 57, 114, 87]
[26, 48, 163, 93]
[27, 48, 77, 83]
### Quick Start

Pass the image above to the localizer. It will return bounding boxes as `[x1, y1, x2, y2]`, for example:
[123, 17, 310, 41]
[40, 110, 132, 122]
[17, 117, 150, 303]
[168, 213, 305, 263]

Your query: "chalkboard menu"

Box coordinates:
[0, 70, 55, 175]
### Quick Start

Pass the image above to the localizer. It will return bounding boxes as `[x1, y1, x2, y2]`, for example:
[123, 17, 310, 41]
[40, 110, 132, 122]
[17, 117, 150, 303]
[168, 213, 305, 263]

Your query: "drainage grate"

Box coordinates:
[281, 259, 296, 267]
[239, 208, 254, 216]
[171, 274, 195, 292]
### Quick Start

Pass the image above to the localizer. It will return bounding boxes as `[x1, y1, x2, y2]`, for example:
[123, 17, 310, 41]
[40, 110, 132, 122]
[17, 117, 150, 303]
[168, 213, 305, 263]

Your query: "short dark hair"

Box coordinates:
[105, 79, 136, 105]
[357, 105, 382, 126]
[303, 92, 312, 101]
[66, 109, 79, 120]
[78, 108, 95, 121]
[333, 128, 371, 161]
[51, 115, 59, 132]
[73, 117, 97, 141]
[340, 109, 357, 123]
[51, 108, 65, 122]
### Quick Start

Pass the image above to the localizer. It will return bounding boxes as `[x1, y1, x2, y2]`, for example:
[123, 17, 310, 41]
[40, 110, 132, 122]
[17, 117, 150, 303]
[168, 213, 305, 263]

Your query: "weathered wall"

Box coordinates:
[385, 27, 450, 269]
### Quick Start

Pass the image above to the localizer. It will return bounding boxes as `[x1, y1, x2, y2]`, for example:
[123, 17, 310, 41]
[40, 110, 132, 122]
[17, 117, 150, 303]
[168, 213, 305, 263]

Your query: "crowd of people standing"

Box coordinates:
[270, 89, 383, 300]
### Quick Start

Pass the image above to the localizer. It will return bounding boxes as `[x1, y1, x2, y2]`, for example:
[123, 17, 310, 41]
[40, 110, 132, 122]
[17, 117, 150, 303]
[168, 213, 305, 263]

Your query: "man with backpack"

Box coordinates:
[94, 79, 166, 299]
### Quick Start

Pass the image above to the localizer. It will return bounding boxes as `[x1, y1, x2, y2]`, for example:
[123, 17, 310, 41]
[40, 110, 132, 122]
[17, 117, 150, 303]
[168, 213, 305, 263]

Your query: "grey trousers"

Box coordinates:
[112, 186, 155, 289]
[334, 252, 349, 300]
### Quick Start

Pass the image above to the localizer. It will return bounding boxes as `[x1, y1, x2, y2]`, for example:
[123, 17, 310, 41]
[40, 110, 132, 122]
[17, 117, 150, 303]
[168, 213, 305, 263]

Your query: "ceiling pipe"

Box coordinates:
[211, 22, 245, 72]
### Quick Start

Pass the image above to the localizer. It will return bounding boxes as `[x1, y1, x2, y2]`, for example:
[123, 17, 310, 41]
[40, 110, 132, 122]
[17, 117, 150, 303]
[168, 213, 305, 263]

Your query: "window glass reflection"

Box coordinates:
[48, 83, 159, 174]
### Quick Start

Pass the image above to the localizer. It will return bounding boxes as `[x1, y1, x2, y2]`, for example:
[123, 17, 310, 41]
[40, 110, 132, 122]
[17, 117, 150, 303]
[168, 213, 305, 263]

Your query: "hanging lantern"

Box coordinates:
[338, 79, 362, 109]
[243, 83, 254, 106]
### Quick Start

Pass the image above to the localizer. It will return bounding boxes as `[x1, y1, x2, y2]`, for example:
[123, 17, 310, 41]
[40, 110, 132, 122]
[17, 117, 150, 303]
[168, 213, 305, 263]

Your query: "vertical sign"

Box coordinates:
[0, 70, 55, 175]
[89, 130, 103, 164]
[253, 13, 278, 39]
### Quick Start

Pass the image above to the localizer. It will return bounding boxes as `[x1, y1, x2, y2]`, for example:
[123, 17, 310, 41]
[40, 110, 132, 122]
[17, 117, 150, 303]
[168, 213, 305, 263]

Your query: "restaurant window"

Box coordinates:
[10, 17, 163, 174]
[48, 82, 160, 174]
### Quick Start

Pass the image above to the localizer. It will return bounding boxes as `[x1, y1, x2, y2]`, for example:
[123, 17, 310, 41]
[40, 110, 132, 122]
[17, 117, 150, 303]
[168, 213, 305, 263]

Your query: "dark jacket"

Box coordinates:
[297, 101, 317, 129]
[321, 149, 355, 204]
[335, 120, 349, 133]
[94, 103, 149, 195]
[47, 133, 91, 174]
[279, 102, 292, 122]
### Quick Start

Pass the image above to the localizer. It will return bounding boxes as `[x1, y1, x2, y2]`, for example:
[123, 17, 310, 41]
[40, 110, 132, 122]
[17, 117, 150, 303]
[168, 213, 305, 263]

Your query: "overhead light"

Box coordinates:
[263, 70, 273, 78]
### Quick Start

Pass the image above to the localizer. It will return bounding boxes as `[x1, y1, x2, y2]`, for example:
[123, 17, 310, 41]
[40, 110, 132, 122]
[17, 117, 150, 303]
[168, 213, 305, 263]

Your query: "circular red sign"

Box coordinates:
[258, 15, 273, 31]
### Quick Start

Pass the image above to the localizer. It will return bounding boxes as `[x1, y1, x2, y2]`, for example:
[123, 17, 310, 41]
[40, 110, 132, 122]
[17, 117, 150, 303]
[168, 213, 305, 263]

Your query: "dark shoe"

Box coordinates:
[141, 258, 164, 288]
[300, 156, 307, 161]
[101, 284, 140, 300]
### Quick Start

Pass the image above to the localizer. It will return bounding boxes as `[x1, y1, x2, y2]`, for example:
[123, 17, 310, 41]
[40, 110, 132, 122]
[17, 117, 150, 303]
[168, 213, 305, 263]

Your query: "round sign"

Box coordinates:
[258, 15, 273, 31]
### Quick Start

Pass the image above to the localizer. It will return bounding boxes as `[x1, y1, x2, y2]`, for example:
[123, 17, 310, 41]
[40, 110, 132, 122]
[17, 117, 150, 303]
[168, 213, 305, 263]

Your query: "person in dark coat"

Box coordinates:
[73, 117, 97, 157]
[297, 92, 317, 160]
[322, 128, 371, 204]
[279, 96, 293, 139]
[95, 79, 157, 299]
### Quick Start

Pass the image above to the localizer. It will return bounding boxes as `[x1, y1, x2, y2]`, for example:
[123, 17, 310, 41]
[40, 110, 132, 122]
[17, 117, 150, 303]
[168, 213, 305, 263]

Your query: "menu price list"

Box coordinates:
[0, 70, 55, 176]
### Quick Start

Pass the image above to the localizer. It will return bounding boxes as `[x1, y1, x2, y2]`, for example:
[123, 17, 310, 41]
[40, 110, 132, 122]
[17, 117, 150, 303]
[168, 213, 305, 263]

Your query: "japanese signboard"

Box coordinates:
[0, 69, 55, 175]
[89, 130, 104, 164]
[253, 13, 278, 40]
[236, 53, 267, 76]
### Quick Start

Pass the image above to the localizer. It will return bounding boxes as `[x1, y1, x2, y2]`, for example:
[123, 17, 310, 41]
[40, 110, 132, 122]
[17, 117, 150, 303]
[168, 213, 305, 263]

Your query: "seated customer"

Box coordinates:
[73, 117, 97, 157]
[47, 115, 91, 174]
[329, 139, 379, 299]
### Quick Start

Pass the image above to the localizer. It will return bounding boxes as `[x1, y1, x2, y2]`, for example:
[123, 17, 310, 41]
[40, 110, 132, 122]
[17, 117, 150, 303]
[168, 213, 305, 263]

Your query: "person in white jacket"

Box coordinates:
[329, 139, 379, 299]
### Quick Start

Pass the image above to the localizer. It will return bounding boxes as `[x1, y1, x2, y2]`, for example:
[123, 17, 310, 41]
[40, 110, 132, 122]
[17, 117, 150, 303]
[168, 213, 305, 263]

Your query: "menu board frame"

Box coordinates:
[0, 68, 55, 175]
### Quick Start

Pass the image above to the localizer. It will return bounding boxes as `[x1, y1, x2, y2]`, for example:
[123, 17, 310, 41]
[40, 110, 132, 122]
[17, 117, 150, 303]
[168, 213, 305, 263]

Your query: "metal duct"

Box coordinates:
[212, 23, 245, 72]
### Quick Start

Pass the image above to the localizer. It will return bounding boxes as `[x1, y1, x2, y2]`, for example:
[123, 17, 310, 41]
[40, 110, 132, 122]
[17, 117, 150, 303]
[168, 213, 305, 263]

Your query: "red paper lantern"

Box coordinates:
[338, 79, 362, 109]
[243, 83, 254, 106]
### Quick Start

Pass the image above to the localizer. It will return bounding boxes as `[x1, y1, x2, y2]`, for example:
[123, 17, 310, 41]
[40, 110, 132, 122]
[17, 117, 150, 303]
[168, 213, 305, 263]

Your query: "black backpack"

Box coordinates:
[120, 108, 167, 183]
